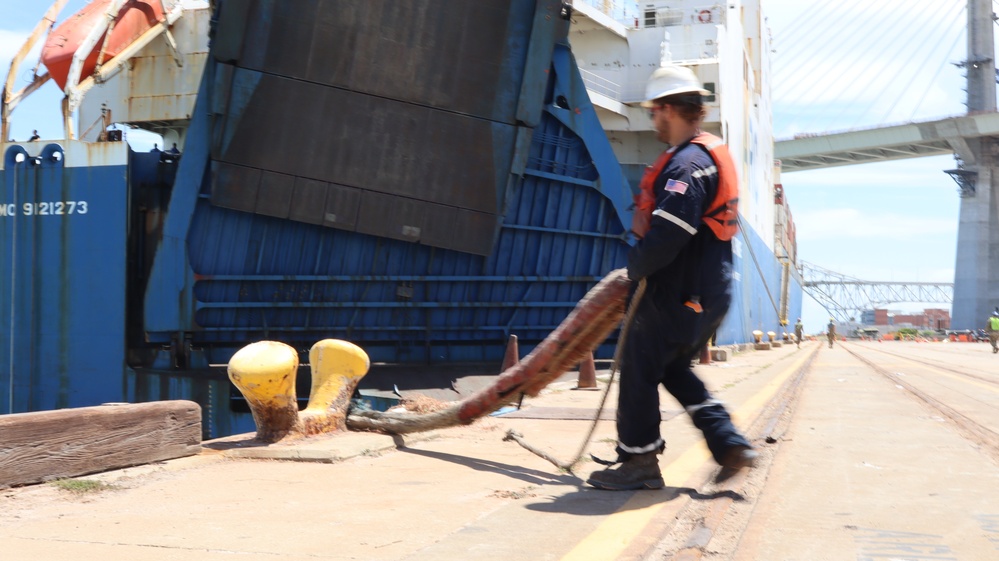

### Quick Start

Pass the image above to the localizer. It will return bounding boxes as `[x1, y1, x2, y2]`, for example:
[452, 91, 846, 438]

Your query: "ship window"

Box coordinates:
[644, 8, 656, 27]
[703, 82, 717, 103]
[644, 8, 682, 27]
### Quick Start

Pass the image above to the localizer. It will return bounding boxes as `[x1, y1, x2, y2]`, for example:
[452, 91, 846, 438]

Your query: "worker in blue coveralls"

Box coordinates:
[586, 65, 757, 491]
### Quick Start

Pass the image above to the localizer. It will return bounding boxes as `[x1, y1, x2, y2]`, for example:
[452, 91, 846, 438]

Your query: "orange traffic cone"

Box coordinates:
[574, 352, 598, 390]
[699, 343, 711, 365]
[501, 334, 520, 373]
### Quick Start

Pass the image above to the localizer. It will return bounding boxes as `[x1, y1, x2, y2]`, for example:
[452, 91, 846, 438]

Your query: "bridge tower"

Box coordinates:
[952, 0, 999, 328]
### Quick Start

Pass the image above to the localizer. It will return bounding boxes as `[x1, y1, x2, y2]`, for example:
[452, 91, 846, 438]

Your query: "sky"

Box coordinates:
[763, 0, 971, 332]
[0, 0, 981, 334]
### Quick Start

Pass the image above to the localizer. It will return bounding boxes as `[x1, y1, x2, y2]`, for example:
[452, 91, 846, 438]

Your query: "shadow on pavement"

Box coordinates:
[396, 446, 580, 486]
[524, 486, 745, 516]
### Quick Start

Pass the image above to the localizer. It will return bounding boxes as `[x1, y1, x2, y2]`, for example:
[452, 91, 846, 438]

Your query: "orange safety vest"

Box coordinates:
[631, 132, 739, 241]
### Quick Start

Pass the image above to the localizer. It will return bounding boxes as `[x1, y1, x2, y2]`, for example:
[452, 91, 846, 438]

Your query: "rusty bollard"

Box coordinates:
[228, 339, 370, 442]
[228, 341, 304, 442]
[300, 339, 370, 435]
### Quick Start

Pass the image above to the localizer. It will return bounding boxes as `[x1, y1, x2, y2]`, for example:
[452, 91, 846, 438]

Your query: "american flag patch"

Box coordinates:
[665, 179, 688, 194]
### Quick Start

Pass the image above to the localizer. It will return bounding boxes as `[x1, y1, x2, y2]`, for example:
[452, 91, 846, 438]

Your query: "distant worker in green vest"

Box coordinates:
[794, 318, 804, 348]
[987, 309, 999, 354]
[827, 318, 836, 349]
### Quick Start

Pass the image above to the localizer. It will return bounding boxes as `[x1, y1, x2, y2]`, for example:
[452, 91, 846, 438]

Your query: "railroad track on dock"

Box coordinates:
[849, 343, 999, 387]
[840, 343, 999, 467]
[645, 345, 821, 561]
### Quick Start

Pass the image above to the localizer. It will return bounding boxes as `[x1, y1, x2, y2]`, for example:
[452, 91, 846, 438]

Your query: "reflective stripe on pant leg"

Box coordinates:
[687, 401, 751, 464]
[685, 398, 723, 415]
[617, 437, 665, 455]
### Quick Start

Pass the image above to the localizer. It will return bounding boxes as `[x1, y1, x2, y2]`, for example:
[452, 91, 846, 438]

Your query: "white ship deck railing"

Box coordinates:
[579, 56, 720, 104]
[578, 69, 623, 101]
[573, 1, 726, 29]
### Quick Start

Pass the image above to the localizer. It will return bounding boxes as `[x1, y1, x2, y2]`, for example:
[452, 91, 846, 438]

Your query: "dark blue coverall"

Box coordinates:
[616, 138, 751, 464]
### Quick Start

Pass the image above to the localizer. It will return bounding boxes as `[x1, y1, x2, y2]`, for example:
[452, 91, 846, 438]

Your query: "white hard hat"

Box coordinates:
[640, 65, 710, 108]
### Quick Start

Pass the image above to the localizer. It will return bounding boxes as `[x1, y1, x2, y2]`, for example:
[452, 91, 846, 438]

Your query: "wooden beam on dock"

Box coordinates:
[0, 401, 202, 488]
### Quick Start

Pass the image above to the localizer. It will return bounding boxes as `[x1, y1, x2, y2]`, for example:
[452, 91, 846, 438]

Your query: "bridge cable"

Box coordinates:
[872, 3, 966, 124]
[775, 3, 963, 133]
[796, 0, 944, 126]
[774, 0, 912, 117]
[776, 0, 952, 125]
[812, 0, 949, 130]
[769, 0, 840, 54]
[870, 0, 965, 125]
[905, 11, 968, 120]
[773, 0, 886, 89]
[772, 0, 868, 82]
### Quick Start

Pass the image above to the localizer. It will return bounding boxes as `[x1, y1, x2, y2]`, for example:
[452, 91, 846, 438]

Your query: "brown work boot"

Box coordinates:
[714, 445, 759, 483]
[721, 445, 758, 469]
[586, 452, 664, 490]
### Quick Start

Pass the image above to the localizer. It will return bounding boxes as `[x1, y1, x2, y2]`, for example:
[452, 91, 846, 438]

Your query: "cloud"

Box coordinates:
[0, 29, 45, 88]
[794, 207, 956, 242]
[0, 29, 30, 65]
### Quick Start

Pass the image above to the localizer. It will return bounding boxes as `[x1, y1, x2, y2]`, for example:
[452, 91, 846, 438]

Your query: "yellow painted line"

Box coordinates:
[560, 350, 815, 561]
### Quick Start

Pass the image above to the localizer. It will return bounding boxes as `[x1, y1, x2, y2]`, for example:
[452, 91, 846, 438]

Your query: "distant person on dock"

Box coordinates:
[794, 317, 804, 348]
[161, 142, 181, 163]
[586, 65, 756, 491]
[987, 310, 999, 353]
[827, 318, 836, 348]
[28, 130, 40, 141]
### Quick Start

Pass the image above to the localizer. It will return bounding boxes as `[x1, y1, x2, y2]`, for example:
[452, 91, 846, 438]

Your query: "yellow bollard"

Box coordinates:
[300, 339, 370, 435]
[228, 341, 304, 442]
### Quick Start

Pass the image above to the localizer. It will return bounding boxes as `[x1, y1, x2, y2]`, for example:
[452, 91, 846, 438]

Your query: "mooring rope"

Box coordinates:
[345, 269, 632, 434]
[530, 277, 647, 475]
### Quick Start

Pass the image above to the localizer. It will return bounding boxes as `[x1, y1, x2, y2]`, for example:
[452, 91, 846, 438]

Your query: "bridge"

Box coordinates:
[800, 262, 953, 322]
[774, 0, 997, 328]
[776, 112, 999, 176]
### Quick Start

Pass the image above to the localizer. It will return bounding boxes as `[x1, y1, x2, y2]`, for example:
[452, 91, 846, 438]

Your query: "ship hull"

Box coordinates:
[1, 0, 800, 438]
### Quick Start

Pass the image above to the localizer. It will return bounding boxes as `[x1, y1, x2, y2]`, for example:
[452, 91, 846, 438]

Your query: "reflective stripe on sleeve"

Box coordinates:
[652, 208, 697, 235]
[691, 165, 717, 179]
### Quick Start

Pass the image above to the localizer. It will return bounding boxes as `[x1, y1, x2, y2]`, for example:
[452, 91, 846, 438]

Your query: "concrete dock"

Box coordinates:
[2, 340, 998, 560]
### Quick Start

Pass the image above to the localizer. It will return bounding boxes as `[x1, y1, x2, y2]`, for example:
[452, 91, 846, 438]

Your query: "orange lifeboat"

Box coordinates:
[41, 0, 166, 91]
